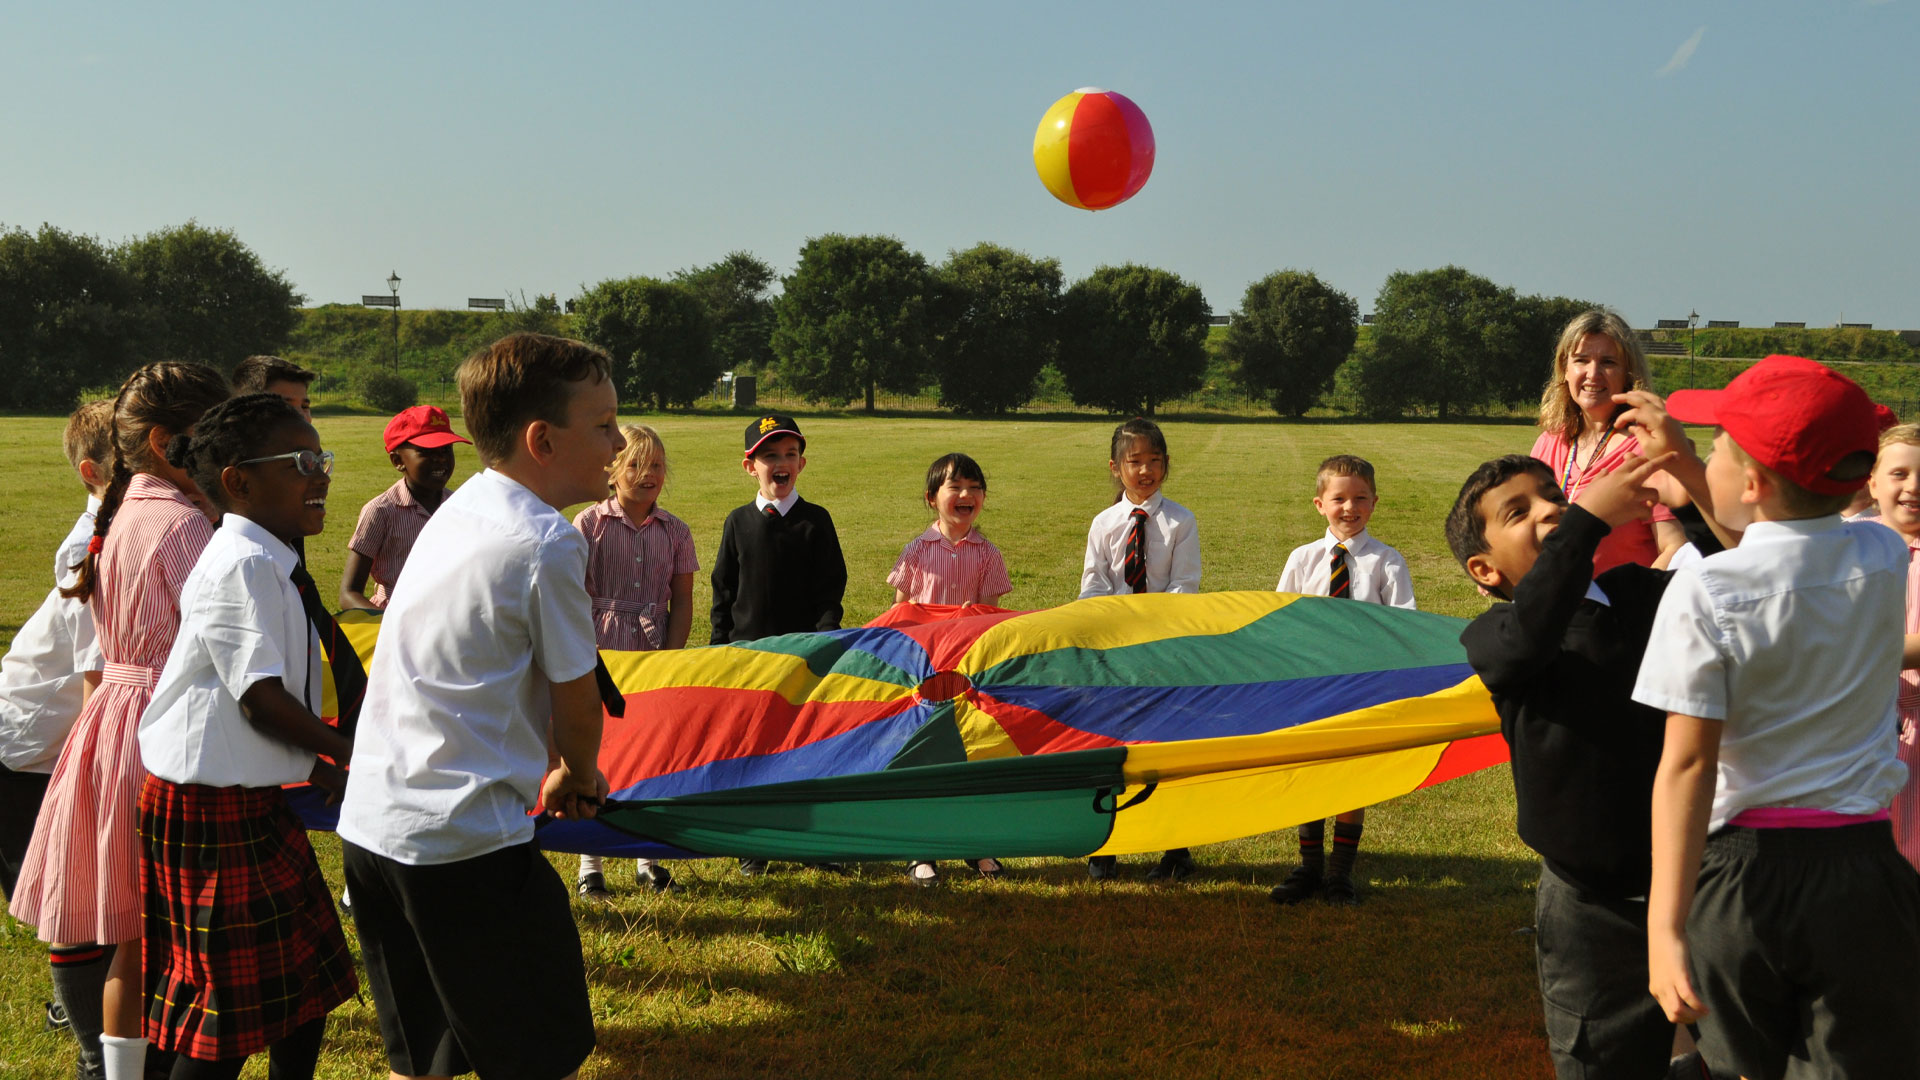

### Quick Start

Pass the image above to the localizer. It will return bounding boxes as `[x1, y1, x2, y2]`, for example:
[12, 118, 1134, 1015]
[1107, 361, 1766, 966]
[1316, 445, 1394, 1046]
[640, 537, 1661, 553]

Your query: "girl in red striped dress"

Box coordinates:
[888, 453, 1012, 886]
[573, 424, 697, 898]
[9, 363, 229, 1080]
[138, 393, 356, 1080]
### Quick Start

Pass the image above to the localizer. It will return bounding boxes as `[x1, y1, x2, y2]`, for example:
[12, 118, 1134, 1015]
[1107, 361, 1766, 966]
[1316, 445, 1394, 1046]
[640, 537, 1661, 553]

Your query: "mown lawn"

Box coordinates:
[0, 412, 1553, 1079]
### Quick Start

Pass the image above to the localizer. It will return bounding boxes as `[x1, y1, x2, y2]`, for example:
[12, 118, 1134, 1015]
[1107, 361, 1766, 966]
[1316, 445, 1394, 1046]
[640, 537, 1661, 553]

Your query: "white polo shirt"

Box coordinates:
[1079, 492, 1202, 597]
[1275, 527, 1416, 609]
[2, 502, 106, 774]
[337, 468, 598, 865]
[1632, 515, 1909, 830]
[139, 514, 320, 788]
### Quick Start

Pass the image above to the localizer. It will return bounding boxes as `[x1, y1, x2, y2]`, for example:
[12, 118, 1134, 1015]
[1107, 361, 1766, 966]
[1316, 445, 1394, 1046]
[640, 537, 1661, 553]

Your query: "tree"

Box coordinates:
[0, 224, 145, 410]
[930, 243, 1062, 414]
[1351, 266, 1523, 419]
[1054, 264, 1211, 416]
[118, 221, 302, 369]
[1222, 271, 1358, 417]
[1495, 293, 1599, 408]
[771, 234, 935, 412]
[673, 251, 777, 376]
[572, 277, 719, 410]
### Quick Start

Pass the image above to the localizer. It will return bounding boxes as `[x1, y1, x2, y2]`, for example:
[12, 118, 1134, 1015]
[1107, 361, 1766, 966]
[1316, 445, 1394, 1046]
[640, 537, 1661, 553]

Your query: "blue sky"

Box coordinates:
[4, 1, 1914, 328]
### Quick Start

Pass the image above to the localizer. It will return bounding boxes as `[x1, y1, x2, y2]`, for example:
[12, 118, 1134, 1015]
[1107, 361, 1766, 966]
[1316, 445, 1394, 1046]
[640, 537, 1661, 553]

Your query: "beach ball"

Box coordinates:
[1032, 88, 1155, 211]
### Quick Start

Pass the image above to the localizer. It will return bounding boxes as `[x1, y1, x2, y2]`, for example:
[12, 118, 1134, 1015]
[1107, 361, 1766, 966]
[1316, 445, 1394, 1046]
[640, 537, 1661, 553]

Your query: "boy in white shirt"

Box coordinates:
[0, 400, 109, 1079]
[337, 333, 623, 1080]
[1633, 355, 1920, 1078]
[1271, 455, 1415, 906]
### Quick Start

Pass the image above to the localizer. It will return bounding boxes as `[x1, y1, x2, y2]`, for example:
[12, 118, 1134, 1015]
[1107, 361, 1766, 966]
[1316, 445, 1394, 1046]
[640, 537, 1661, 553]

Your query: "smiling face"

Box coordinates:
[928, 473, 986, 539]
[1109, 437, 1168, 504]
[543, 374, 625, 508]
[745, 435, 805, 501]
[1871, 440, 1920, 538]
[392, 442, 456, 497]
[228, 419, 330, 543]
[1313, 473, 1376, 541]
[1465, 471, 1567, 598]
[614, 447, 666, 514]
[1563, 332, 1628, 423]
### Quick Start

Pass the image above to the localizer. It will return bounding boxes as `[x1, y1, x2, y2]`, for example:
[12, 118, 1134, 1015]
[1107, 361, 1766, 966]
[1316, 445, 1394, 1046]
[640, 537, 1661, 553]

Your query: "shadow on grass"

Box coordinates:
[565, 851, 1548, 1080]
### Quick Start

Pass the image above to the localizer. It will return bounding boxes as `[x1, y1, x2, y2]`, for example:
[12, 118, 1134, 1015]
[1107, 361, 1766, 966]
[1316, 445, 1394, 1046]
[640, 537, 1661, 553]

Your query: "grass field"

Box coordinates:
[0, 413, 1555, 1078]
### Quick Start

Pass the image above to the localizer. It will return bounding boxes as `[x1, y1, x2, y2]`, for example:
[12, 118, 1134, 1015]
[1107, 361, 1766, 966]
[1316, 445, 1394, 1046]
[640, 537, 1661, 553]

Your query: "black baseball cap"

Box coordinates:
[744, 414, 805, 456]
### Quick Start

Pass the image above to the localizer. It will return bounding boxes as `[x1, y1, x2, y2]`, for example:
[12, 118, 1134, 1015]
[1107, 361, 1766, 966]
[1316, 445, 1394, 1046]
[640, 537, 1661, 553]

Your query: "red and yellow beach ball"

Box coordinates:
[1032, 88, 1156, 211]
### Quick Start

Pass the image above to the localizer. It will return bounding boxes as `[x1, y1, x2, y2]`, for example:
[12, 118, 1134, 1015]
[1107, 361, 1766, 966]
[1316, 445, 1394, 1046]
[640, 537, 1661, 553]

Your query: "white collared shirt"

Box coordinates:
[0, 586, 91, 773]
[1274, 528, 1416, 609]
[1633, 515, 1909, 830]
[54, 495, 102, 590]
[755, 490, 800, 517]
[338, 468, 598, 865]
[1079, 491, 1201, 597]
[139, 514, 320, 787]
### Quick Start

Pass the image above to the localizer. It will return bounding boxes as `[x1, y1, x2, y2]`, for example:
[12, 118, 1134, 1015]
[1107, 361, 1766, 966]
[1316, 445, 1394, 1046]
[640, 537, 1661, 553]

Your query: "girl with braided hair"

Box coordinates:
[137, 393, 355, 1080]
[11, 362, 227, 1080]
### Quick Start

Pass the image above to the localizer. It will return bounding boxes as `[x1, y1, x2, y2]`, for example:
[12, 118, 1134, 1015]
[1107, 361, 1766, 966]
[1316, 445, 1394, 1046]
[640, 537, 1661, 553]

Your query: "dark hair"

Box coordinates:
[1316, 454, 1376, 496]
[924, 453, 987, 501]
[63, 363, 230, 603]
[1109, 417, 1170, 502]
[231, 355, 315, 394]
[457, 332, 612, 465]
[166, 394, 308, 513]
[1443, 455, 1559, 571]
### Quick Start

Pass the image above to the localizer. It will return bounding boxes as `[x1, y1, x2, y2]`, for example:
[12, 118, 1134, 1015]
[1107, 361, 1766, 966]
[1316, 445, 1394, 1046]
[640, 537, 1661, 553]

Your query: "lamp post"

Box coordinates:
[1681, 309, 1697, 388]
[387, 271, 402, 372]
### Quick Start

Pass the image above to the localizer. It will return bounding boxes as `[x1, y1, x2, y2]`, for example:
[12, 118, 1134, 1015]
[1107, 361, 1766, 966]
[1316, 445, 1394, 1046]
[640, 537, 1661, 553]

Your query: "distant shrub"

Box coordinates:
[354, 369, 418, 412]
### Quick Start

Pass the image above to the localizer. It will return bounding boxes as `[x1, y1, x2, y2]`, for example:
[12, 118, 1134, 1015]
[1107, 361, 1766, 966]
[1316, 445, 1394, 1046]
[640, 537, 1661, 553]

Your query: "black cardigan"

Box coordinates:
[709, 498, 847, 644]
[1459, 506, 1673, 899]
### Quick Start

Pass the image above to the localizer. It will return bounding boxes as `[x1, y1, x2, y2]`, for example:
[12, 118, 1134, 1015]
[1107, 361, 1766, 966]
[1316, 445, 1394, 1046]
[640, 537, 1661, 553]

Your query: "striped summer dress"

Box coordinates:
[575, 499, 699, 651]
[8, 473, 213, 944]
[1893, 533, 1920, 871]
[887, 525, 1013, 606]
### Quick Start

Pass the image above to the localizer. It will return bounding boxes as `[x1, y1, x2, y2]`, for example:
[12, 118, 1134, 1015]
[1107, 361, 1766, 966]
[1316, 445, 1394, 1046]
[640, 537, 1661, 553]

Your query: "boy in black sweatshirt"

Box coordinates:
[1448, 447, 1712, 1080]
[710, 414, 847, 645]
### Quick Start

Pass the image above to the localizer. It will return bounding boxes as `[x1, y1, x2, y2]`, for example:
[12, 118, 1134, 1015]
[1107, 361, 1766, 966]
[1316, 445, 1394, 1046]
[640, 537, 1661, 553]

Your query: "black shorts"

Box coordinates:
[0, 764, 51, 901]
[342, 840, 595, 1080]
[1689, 821, 1920, 1080]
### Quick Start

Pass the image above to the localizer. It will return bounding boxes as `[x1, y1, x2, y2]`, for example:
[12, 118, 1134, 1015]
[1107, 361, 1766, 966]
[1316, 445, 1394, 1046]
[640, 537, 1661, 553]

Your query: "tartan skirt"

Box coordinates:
[139, 776, 357, 1060]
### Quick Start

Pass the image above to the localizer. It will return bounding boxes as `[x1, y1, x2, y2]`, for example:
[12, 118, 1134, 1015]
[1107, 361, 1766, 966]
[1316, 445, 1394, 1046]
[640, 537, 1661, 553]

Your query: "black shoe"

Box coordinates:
[1087, 855, 1119, 880]
[738, 858, 769, 876]
[577, 871, 611, 901]
[640, 863, 684, 895]
[805, 862, 851, 876]
[338, 886, 352, 919]
[43, 1000, 68, 1032]
[1323, 872, 1359, 906]
[909, 861, 939, 887]
[1145, 851, 1198, 882]
[968, 857, 1004, 879]
[1270, 866, 1323, 905]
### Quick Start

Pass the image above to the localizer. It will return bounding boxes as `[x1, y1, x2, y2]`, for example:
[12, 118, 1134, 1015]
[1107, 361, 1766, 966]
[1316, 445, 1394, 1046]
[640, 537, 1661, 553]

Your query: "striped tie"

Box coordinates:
[762, 504, 778, 519]
[1328, 542, 1351, 599]
[1123, 508, 1149, 593]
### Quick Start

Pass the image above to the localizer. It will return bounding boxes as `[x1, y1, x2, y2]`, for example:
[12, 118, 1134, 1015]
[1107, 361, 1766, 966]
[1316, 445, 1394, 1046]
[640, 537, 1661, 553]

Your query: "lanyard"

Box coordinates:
[1563, 427, 1615, 497]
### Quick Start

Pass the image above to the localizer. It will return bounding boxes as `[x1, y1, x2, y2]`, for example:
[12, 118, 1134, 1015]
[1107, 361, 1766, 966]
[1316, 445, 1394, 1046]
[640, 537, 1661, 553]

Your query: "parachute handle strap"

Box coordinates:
[1092, 781, 1158, 815]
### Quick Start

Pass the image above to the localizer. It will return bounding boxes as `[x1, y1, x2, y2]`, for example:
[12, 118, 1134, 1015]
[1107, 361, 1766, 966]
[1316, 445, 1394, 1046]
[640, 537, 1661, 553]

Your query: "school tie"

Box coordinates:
[289, 564, 367, 737]
[1123, 508, 1149, 594]
[1328, 543, 1351, 599]
[762, 504, 778, 519]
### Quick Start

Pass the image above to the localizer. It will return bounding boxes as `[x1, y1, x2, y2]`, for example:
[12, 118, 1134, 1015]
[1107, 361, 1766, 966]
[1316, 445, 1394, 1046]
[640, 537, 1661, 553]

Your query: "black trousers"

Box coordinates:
[1534, 864, 1675, 1080]
[0, 763, 51, 901]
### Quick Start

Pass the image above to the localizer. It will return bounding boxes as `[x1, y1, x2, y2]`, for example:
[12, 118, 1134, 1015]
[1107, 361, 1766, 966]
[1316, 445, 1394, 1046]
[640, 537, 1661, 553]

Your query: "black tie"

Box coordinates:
[289, 564, 367, 737]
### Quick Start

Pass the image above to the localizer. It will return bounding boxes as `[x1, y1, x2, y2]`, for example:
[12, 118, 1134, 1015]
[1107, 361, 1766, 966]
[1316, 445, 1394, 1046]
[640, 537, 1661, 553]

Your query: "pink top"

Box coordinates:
[1897, 531, 1920, 709]
[574, 498, 699, 651]
[887, 526, 1013, 606]
[348, 479, 439, 608]
[1530, 428, 1678, 576]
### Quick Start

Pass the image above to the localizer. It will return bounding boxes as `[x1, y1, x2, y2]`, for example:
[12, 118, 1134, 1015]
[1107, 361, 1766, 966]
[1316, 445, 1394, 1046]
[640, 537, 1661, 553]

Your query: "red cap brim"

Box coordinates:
[744, 430, 804, 457]
[1663, 389, 1724, 427]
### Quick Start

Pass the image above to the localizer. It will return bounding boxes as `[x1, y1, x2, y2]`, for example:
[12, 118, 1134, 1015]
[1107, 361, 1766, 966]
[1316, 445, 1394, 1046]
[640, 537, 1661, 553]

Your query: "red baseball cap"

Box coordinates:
[1666, 355, 1878, 495]
[383, 405, 472, 453]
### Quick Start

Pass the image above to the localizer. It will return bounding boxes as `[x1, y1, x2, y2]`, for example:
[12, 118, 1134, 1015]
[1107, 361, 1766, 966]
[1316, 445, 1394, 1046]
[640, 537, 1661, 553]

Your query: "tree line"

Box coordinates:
[2, 220, 1594, 419]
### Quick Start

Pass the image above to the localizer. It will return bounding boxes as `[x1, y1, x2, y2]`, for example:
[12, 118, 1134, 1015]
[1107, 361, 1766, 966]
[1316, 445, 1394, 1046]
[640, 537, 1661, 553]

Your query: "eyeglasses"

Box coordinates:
[236, 449, 335, 476]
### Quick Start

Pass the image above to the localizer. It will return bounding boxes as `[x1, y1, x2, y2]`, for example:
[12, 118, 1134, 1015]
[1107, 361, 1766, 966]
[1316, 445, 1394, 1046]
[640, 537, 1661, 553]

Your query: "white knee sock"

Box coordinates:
[99, 1034, 146, 1080]
[579, 853, 604, 877]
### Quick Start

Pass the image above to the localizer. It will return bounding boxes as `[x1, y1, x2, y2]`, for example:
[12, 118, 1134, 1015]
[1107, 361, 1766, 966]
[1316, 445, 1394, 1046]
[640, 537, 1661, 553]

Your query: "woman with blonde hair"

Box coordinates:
[1529, 309, 1685, 573]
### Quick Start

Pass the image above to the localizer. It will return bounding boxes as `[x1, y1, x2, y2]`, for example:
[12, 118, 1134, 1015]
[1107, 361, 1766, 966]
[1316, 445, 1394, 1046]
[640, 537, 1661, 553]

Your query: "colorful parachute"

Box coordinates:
[307, 593, 1504, 860]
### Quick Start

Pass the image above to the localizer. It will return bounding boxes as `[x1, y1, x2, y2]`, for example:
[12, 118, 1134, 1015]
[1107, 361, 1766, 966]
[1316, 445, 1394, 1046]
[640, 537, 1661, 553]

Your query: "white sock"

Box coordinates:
[99, 1034, 146, 1080]
[579, 854, 604, 878]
